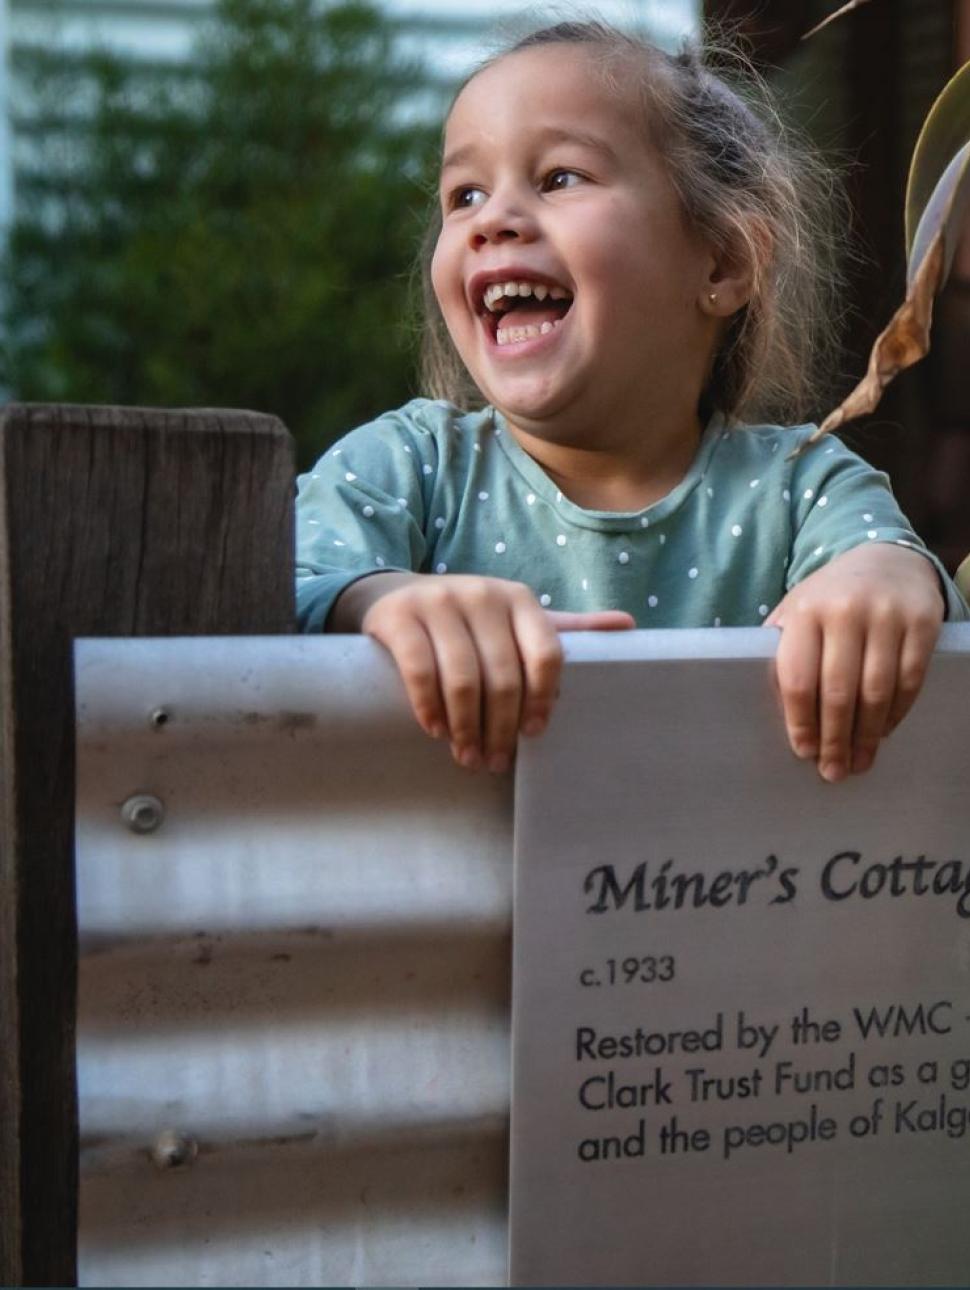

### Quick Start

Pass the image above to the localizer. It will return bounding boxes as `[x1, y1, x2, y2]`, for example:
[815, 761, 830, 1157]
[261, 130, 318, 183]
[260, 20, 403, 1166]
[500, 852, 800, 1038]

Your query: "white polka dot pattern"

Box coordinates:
[294, 401, 963, 636]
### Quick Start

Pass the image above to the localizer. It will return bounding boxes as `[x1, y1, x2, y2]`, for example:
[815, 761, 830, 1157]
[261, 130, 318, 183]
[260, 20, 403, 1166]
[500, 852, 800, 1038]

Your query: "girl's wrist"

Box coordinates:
[328, 570, 419, 632]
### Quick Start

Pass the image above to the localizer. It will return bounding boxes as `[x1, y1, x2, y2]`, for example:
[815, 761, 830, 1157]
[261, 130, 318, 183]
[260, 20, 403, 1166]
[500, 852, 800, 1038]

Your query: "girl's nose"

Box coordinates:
[468, 193, 537, 247]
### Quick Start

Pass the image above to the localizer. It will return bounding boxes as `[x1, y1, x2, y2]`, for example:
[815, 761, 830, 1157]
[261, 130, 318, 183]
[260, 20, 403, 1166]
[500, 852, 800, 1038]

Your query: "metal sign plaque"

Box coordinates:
[510, 625, 970, 1287]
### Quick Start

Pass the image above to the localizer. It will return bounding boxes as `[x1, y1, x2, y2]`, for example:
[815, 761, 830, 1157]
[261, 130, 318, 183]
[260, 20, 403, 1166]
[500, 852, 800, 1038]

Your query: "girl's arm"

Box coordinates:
[297, 406, 633, 771]
[768, 432, 966, 782]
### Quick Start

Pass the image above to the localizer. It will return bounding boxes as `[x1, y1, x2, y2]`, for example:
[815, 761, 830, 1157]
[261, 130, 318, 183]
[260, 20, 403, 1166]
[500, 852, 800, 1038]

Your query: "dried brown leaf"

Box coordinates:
[802, 233, 944, 446]
[803, 0, 874, 40]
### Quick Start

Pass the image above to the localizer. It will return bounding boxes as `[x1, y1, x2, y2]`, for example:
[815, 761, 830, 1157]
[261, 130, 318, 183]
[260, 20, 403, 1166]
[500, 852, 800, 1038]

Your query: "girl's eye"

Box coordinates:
[450, 186, 486, 210]
[544, 169, 583, 191]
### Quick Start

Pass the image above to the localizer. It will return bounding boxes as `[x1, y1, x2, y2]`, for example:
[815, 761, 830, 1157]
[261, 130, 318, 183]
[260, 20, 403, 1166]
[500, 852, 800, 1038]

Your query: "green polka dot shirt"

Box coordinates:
[296, 399, 969, 632]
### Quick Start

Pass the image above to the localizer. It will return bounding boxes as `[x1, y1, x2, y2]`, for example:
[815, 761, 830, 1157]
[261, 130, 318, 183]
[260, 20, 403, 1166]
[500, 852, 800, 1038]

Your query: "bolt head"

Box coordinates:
[151, 1130, 197, 1169]
[121, 793, 165, 834]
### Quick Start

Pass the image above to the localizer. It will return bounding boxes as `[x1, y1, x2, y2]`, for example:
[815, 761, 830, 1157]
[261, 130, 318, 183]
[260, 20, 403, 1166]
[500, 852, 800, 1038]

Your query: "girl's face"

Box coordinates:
[431, 44, 719, 442]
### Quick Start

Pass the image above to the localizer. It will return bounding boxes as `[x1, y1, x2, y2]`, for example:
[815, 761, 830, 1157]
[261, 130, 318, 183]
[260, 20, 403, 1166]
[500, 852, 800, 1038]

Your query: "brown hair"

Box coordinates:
[419, 20, 848, 427]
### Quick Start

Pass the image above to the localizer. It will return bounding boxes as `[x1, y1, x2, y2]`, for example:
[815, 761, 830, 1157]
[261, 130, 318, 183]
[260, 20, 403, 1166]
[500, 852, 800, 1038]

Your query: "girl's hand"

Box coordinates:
[333, 572, 633, 771]
[765, 544, 944, 782]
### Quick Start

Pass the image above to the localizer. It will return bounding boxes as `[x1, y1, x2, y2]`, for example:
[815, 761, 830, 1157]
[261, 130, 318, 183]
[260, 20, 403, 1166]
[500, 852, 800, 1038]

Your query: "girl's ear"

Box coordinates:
[699, 220, 771, 317]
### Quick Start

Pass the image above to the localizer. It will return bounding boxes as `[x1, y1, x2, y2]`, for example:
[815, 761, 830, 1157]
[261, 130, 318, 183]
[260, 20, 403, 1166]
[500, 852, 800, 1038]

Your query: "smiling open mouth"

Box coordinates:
[480, 279, 574, 346]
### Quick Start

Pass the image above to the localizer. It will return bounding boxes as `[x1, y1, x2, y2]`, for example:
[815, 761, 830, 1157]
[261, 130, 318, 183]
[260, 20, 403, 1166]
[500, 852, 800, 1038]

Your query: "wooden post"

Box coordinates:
[0, 405, 294, 1286]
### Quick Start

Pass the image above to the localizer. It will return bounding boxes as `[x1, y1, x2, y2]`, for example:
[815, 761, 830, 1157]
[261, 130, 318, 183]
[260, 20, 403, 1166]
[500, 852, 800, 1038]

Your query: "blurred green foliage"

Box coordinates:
[2, 0, 441, 463]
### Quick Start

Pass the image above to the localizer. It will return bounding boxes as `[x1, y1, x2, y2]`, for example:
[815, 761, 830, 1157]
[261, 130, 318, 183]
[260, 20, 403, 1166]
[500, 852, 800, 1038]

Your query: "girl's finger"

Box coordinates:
[850, 618, 903, 774]
[885, 615, 940, 735]
[817, 616, 865, 783]
[547, 610, 636, 632]
[425, 607, 485, 768]
[468, 601, 527, 771]
[511, 600, 565, 738]
[773, 614, 822, 764]
[367, 614, 446, 740]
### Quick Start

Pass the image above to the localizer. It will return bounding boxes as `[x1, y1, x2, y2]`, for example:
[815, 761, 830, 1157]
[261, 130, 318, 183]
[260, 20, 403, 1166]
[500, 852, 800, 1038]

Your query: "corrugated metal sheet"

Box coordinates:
[75, 636, 514, 1287]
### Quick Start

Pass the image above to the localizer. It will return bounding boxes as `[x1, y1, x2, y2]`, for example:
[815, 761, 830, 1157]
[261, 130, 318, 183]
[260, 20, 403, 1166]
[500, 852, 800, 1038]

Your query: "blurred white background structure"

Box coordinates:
[0, 0, 699, 227]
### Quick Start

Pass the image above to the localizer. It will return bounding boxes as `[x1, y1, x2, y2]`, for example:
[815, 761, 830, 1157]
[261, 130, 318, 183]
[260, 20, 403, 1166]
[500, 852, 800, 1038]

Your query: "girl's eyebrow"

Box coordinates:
[440, 142, 478, 175]
[441, 127, 619, 175]
[536, 126, 620, 163]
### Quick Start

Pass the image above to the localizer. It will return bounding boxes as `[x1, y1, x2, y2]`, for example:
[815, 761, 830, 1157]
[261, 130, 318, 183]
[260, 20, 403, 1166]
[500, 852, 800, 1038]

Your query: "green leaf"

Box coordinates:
[958, 554, 970, 603]
[905, 59, 970, 264]
[907, 140, 970, 288]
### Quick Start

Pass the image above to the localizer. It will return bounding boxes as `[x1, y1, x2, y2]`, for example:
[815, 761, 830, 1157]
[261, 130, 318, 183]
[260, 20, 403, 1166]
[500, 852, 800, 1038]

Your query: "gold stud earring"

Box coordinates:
[708, 291, 718, 305]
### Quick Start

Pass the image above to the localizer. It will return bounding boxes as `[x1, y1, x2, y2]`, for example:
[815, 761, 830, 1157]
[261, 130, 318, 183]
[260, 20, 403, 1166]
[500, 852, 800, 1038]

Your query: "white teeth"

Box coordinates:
[496, 320, 561, 346]
[482, 279, 572, 310]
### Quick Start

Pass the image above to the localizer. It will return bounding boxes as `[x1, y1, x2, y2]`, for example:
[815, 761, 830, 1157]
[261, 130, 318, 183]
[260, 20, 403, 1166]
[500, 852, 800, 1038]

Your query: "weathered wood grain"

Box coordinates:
[0, 405, 294, 1286]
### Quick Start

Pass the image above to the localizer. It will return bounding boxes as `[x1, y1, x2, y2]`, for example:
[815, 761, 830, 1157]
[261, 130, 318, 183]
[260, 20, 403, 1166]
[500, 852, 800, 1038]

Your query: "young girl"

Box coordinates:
[296, 20, 968, 783]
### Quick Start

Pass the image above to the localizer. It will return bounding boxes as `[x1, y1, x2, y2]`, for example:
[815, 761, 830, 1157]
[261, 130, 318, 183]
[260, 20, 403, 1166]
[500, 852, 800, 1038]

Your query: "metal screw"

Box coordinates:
[151, 1130, 197, 1170]
[149, 707, 170, 729]
[121, 793, 165, 834]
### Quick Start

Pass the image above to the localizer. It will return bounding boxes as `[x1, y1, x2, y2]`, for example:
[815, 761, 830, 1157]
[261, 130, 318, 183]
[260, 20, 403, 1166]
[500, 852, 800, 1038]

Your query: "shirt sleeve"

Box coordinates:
[786, 433, 970, 622]
[295, 407, 439, 632]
